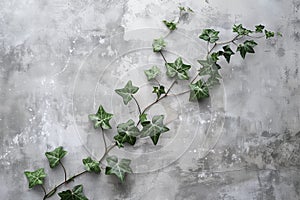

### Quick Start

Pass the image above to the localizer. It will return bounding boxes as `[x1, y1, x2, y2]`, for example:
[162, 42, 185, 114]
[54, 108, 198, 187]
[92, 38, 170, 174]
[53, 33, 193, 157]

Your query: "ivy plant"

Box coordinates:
[24, 4, 281, 199]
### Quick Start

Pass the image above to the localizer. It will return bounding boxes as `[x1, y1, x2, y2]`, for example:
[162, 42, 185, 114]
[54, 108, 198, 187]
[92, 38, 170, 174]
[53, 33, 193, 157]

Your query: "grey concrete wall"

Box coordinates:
[1, 0, 299, 199]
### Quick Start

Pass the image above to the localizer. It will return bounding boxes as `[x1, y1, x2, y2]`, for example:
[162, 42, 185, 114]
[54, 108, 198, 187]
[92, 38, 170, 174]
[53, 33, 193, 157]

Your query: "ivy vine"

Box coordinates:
[24, 6, 281, 200]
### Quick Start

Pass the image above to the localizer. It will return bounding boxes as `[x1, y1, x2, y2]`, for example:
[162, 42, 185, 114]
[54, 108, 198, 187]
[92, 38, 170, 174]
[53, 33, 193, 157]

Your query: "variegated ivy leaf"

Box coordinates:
[82, 157, 100, 173]
[58, 185, 88, 200]
[255, 24, 265, 33]
[199, 29, 220, 43]
[144, 66, 160, 81]
[24, 168, 47, 188]
[114, 119, 139, 148]
[166, 57, 191, 80]
[233, 24, 252, 36]
[88, 105, 113, 129]
[197, 57, 222, 88]
[152, 37, 166, 52]
[163, 20, 177, 31]
[140, 115, 169, 145]
[105, 156, 132, 182]
[265, 30, 275, 39]
[45, 146, 67, 168]
[152, 85, 166, 99]
[219, 45, 235, 63]
[115, 80, 139, 105]
[189, 80, 210, 101]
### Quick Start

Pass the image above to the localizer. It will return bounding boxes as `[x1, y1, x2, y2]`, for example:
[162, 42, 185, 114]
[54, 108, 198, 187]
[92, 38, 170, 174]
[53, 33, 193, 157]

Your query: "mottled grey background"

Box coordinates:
[1, 0, 300, 199]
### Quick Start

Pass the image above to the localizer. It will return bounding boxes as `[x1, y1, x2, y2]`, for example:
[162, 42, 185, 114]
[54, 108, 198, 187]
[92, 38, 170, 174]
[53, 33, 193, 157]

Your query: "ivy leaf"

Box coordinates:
[82, 157, 100, 173]
[139, 114, 150, 126]
[140, 115, 169, 138]
[265, 30, 275, 39]
[58, 185, 88, 200]
[115, 80, 139, 105]
[152, 37, 166, 52]
[166, 57, 191, 80]
[198, 57, 221, 77]
[24, 168, 47, 189]
[233, 24, 252, 35]
[144, 66, 160, 81]
[45, 146, 67, 168]
[178, 6, 193, 12]
[221, 45, 235, 63]
[163, 20, 177, 31]
[199, 29, 220, 43]
[255, 24, 265, 33]
[88, 105, 113, 129]
[114, 119, 139, 147]
[105, 156, 132, 182]
[210, 52, 220, 62]
[189, 80, 209, 101]
[198, 58, 222, 87]
[237, 40, 257, 59]
[152, 85, 166, 99]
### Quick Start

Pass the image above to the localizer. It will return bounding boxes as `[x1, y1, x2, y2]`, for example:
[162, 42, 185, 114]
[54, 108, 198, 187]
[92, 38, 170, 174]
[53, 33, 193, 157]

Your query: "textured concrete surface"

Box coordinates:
[1, 0, 300, 199]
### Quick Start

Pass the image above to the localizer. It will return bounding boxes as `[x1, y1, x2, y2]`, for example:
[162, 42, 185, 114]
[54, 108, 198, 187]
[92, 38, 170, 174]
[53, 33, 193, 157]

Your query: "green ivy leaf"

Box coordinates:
[144, 66, 160, 81]
[221, 45, 235, 63]
[24, 168, 47, 189]
[58, 185, 88, 200]
[114, 119, 139, 147]
[105, 156, 132, 182]
[255, 24, 265, 33]
[237, 40, 257, 59]
[198, 57, 222, 87]
[198, 57, 221, 77]
[82, 157, 100, 173]
[199, 29, 220, 43]
[152, 85, 166, 99]
[210, 52, 220, 62]
[152, 37, 166, 52]
[233, 24, 252, 35]
[265, 30, 275, 39]
[139, 114, 150, 127]
[115, 80, 139, 105]
[166, 57, 191, 80]
[163, 20, 177, 31]
[189, 80, 210, 101]
[45, 146, 67, 168]
[88, 105, 113, 129]
[140, 115, 169, 139]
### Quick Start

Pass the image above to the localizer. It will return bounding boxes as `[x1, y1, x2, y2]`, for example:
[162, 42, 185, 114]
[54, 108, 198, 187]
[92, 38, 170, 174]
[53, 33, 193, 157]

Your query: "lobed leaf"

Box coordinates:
[24, 168, 47, 189]
[199, 29, 220, 43]
[189, 80, 210, 101]
[163, 20, 177, 31]
[144, 66, 160, 81]
[105, 156, 132, 182]
[88, 105, 113, 129]
[166, 57, 191, 80]
[82, 157, 100, 173]
[45, 146, 67, 168]
[152, 37, 166, 52]
[58, 185, 88, 200]
[115, 80, 139, 105]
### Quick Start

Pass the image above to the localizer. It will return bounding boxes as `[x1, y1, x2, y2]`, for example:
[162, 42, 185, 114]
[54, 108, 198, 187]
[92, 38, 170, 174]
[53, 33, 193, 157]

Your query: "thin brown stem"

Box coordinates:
[101, 128, 108, 153]
[159, 51, 168, 64]
[169, 90, 190, 96]
[59, 161, 67, 182]
[99, 143, 117, 164]
[132, 95, 142, 115]
[40, 185, 46, 195]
